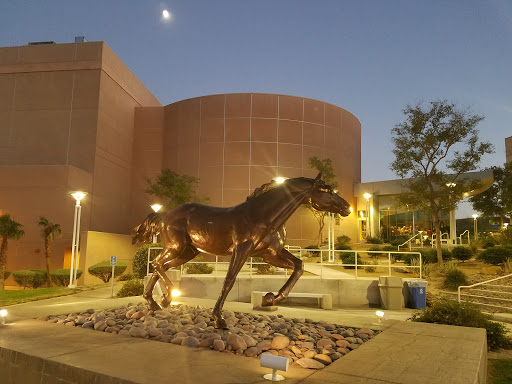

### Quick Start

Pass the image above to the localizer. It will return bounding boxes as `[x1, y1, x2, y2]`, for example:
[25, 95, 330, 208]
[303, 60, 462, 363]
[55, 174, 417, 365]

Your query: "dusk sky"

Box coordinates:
[1, 1, 510, 216]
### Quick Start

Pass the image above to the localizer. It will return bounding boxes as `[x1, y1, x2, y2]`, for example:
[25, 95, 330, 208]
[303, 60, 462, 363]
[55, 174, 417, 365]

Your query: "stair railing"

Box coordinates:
[398, 231, 424, 251]
[432, 232, 449, 247]
[458, 230, 470, 245]
[458, 273, 512, 302]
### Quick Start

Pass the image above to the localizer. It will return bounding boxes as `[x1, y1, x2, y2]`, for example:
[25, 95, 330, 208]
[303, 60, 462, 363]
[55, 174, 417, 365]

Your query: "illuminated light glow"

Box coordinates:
[171, 289, 181, 297]
[333, 189, 338, 194]
[0, 309, 7, 317]
[446, 182, 456, 187]
[472, 214, 478, 219]
[376, 310, 385, 317]
[162, 9, 171, 19]
[363, 193, 371, 200]
[151, 204, 163, 213]
[274, 177, 287, 184]
[71, 191, 86, 202]
[349, 206, 353, 213]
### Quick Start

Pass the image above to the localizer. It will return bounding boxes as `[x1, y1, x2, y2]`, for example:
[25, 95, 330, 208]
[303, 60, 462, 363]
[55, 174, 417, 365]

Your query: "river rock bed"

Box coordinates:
[41, 303, 379, 370]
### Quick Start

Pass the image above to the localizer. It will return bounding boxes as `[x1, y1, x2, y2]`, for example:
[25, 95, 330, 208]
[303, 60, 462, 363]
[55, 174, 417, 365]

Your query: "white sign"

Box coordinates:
[110, 256, 117, 266]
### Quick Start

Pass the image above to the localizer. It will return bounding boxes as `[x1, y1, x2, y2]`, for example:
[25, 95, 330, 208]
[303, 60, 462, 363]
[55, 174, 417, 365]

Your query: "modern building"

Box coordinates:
[0, 39, 494, 285]
[0, 40, 361, 283]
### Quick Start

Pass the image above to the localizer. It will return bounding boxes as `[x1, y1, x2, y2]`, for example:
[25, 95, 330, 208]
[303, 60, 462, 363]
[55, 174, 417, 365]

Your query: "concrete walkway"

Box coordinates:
[303, 263, 356, 279]
[0, 285, 488, 384]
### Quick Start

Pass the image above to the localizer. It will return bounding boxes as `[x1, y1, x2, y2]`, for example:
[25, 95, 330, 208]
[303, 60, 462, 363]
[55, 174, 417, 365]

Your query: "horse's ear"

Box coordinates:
[315, 173, 322, 181]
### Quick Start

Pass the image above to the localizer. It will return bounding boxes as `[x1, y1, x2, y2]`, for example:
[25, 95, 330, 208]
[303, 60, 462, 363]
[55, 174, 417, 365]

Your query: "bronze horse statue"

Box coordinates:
[132, 173, 351, 329]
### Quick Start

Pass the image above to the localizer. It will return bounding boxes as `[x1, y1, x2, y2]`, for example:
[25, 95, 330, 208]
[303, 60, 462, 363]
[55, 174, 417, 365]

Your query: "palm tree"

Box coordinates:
[0, 214, 24, 290]
[38, 217, 62, 287]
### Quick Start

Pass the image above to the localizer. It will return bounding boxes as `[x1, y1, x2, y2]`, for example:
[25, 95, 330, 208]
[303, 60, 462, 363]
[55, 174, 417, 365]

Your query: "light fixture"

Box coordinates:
[0, 309, 7, 326]
[171, 289, 181, 297]
[472, 214, 478, 219]
[260, 353, 289, 381]
[151, 204, 163, 213]
[446, 182, 456, 188]
[349, 206, 353, 213]
[274, 177, 287, 184]
[505, 223, 509, 229]
[363, 193, 372, 200]
[69, 191, 87, 288]
[376, 310, 389, 323]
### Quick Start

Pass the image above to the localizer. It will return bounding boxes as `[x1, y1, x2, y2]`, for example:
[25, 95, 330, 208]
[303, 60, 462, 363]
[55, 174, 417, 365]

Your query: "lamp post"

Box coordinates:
[472, 214, 478, 240]
[69, 192, 86, 288]
[363, 193, 372, 238]
[150, 204, 163, 243]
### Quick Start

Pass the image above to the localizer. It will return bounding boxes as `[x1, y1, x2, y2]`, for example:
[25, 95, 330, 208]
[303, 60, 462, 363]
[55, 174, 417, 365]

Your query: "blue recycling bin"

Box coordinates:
[407, 280, 428, 309]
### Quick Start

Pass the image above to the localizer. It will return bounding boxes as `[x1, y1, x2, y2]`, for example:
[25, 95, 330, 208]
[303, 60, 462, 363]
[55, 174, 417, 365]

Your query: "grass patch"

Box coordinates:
[0, 286, 77, 306]
[488, 359, 512, 384]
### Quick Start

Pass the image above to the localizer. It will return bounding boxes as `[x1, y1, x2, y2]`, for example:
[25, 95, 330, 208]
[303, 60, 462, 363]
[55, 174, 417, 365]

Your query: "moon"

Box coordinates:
[162, 9, 171, 19]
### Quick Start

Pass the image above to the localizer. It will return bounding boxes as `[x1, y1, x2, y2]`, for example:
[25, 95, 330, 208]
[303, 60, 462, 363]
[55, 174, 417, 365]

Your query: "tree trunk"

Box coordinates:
[45, 238, 52, 287]
[0, 237, 8, 290]
[433, 212, 444, 267]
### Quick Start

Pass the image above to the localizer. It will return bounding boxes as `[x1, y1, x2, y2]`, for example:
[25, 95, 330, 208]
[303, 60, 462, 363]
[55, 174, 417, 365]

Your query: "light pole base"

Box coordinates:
[68, 284, 77, 289]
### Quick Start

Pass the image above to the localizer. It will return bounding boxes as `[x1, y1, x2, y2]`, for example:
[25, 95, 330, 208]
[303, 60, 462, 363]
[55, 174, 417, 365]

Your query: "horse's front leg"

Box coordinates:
[213, 240, 253, 329]
[143, 271, 163, 311]
[261, 248, 303, 306]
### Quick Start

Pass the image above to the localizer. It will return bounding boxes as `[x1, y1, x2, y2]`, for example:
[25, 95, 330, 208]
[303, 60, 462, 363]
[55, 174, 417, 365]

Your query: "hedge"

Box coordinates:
[132, 243, 162, 278]
[50, 269, 83, 286]
[477, 246, 512, 265]
[12, 269, 46, 289]
[88, 260, 128, 283]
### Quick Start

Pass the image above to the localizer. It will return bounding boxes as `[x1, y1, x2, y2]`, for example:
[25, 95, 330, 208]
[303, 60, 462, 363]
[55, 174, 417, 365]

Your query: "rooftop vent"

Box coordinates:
[28, 41, 56, 46]
[75, 36, 88, 43]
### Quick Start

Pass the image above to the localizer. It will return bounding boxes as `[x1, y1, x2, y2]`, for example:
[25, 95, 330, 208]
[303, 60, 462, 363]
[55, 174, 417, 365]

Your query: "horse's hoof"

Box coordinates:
[160, 296, 171, 308]
[215, 318, 228, 329]
[262, 292, 276, 307]
[148, 302, 161, 311]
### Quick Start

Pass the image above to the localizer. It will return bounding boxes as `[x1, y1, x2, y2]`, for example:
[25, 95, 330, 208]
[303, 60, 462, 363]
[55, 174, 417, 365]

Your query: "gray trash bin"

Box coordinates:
[378, 276, 404, 310]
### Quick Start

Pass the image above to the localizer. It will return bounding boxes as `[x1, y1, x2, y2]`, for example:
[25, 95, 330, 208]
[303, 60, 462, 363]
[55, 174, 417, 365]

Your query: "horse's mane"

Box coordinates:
[246, 177, 324, 201]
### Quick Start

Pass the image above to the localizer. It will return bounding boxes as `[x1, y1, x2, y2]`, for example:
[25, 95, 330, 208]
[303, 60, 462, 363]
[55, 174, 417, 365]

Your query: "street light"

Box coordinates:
[363, 193, 372, 238]
[69, 192, 86, 288]
[151, 204, 163, 243]
[472, 214, 478, 240]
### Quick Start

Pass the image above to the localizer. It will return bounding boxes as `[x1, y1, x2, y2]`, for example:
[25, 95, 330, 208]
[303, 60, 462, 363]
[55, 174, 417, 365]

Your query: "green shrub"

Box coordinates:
[477, 246, 512, 265]
[367, 246, 383, 258]
[2, 270, 11, 280]
[417, 248, 452, 264]
[50, 269, 83, 286]
[305, 245, 320, 257]
[382, 245, 397, 251]
[410, 299, 512, 350]
[88, 260, 128, 283]
[364, 260, 378, 272]
[116, 279, 144, 297]
[252, 257, 275, 275]
[117, 272, 134, 281]
[341, 253, 363, 269]
[335, 235, 351, 246]
[498, 228, 512, 246]
[452, 246, 473, 262]
[183, 256, 214, 274]
[12, 269, 46, 289]
[132, 243, 162, 278]
[335, 244, 352, 251]
[366, 236, 383, 244]
[443, 268, 469, 291]
[390, 237, 408, 247]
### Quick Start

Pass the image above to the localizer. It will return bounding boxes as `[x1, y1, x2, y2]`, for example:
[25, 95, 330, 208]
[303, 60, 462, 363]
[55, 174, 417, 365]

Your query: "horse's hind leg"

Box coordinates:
[153, 244, 199, 308]
[260, 248, 303, 306]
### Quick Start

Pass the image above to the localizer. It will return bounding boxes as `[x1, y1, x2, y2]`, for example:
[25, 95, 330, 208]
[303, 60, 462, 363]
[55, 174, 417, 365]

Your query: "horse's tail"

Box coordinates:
[131, 211, 163, 245]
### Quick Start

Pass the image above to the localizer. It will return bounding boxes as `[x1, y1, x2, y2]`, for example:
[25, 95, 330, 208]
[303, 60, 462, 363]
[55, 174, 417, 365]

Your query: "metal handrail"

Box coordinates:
[398, 232, 424, 251]
[458, 230, 470, 245]
[432, 232, 449, 247]
[457, 273, 512, 302]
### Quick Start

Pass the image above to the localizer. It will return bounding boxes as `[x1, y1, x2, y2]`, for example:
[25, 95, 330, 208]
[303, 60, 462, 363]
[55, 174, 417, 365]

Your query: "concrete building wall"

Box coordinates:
[155, 94, 361, 245]
[0, 41, 161, 278]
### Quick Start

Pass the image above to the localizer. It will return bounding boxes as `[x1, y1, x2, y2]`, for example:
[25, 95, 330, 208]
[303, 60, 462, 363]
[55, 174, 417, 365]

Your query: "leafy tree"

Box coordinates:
[145, 168, 208, 210]
[390, 100, 493, 266]
[38, 216, 62, 286]
[308, 157, 338, 245]
[469, 164, 512, 228]
[0, 214, 25, 290]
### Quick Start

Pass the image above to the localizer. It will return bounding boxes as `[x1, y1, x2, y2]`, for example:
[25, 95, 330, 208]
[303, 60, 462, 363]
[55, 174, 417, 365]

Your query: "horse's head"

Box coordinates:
[307, 174, 351, 216]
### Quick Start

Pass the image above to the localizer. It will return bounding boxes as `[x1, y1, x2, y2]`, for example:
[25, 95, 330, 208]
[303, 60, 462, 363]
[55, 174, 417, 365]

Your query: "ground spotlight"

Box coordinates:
[0, 309, 7, 326]
[376, 310, 389, 323]
[171, 289, 181, 297]
[260, 353, 289, 381]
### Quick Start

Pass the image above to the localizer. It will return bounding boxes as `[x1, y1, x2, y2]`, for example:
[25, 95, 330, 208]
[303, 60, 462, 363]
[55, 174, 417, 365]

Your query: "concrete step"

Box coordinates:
[480, 284, 512, 293]
[439, 291, 512, 313]
[468, 288, 512, 298]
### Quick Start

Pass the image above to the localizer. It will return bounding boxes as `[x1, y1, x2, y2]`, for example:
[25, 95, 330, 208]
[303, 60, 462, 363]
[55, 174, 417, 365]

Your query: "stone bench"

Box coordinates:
[251, 291, 332, 310]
